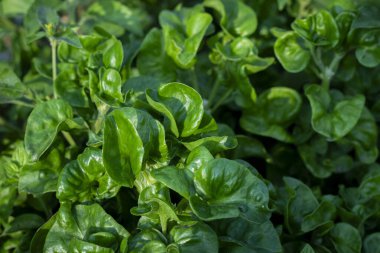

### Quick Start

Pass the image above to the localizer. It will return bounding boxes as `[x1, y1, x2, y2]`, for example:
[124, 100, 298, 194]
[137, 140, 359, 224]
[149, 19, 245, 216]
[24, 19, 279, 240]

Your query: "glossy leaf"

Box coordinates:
[305, 84, 365, 141]
[159, 6, 212, 68]
[6, 214, 44, 233]
[215, 219, 282, 253]
[44, 203, 129, 252]
[205, 0, 258, 37]
[301, 200, 336, 233]
[189, 158, 270, 223]
[103, 39, 123, 70]
[346, 107, 378, 164]
[100, 68, 123, 102]
[169, 222, 218, 253]
[355, 30, 380, 68]
[291, 10, 339, 47]
[19, 147, 63, 195]
[146, 82, 204, 137]
[274, 32, 310, 73]
[283, 177, 319, 234]
[241, 87, 302, 143]
[181, 123, 238, 153]
[25, 99, 73, 161]
[136, 28, 177, 82]
[103, 107, 168, 187]
[151, 166, 195, 199]
[301, 244, 315, 253]
[364, 233, 380, 253]
[57, 148, 120, 203]
[0, 64, 26, 103]
[329, 223, 361, 253]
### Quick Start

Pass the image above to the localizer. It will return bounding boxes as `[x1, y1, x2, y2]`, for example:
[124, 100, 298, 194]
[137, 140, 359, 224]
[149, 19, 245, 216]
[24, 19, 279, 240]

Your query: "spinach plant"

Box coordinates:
[0, 0, 379, 252]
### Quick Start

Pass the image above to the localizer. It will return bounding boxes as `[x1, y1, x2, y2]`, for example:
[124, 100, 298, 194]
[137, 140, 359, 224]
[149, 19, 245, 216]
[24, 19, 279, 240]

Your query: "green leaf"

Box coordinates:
[346, 107, 378, 164]
[185, 146, 214, 173]
[128, 229, 167, 253]
[305, 85, 365, 141]
[169, 222, 218, 253]
[229, 135, 270, 160]
[240, 87, 302, 143]
[301, 200, 336, 233]
[137, 28, 177, 82]
[25, 99, 73, 161]
[283, 177, 319, 234]
[24, 0, 62, 37]
[69, 238, 114, 253]
[103, 39, 124, 70]
[359, 171, 380, 202]
[291, 10, 339, 47]
[274, 32, 311, 73]
[215, 219, 282, 253]
[329, 223, 361, 253]
[55, 70, 89, 108]
[2, 0, 34, 15]
[44, 203, 129, 252]
[181, 123, 238, 153]
[146, 82, 205, 137]
[297, 136, 340, 178]
[19, 147, 63, 195]
[301, 244, 315, 253]
[103, 107, 168, 187]
[30, 214, 57, 253]
[37, 6, 59, 31]
[159, 5, 212, 68]
[151, 166, 195, 199]
[189, 158, 270, 223]
[57, 148, 120, 203]
[85, 0, 151, 36]
[355, 30, 380, 68]
[131, 183, 178, 233]
[0, 64, 26, 103]
[364, 233, 380, 253]
[6, 214, 44, 233]
[99, 68, 123, 102]
[205, 0, 257, 37]
[56, 29, 83, 48]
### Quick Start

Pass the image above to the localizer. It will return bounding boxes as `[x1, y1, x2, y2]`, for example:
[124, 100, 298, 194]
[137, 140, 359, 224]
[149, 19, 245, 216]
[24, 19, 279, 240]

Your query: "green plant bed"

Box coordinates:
[0, 0, 379, 252]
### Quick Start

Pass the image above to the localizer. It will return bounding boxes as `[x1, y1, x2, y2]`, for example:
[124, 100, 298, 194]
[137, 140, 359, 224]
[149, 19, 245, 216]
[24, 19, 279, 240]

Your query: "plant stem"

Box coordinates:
[62, 131, 76, 147]
[50, 38, 58, 98]
[208, 72, 222, 108]
[210, 88, 233, 113]
[8, 100, 34, 108]
[191, 68, 200, 91]
[94, 103, 110, 134]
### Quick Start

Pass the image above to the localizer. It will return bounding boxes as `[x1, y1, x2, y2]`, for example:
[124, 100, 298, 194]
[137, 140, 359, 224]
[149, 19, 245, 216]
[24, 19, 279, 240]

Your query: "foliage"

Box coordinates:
[1, 0, 379, 252]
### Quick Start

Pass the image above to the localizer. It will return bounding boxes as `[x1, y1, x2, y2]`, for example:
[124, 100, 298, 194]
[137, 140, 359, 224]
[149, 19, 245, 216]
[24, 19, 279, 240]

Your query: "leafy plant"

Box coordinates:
[1, 0, 379, 252]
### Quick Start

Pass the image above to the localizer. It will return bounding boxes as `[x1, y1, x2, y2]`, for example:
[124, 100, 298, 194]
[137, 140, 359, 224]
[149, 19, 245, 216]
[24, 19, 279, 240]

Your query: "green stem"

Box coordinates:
[62, 131, 76, 147]
[208, 73, 222, 108]
[191, 68, 200, 91]
[210, 88, 233, 113]
[321, 76, 330, 90]
[94, 103, 110, 133]
[37, 197, 52, 219]
[50, 38, 58, 98]
[8, 100, 34, 108]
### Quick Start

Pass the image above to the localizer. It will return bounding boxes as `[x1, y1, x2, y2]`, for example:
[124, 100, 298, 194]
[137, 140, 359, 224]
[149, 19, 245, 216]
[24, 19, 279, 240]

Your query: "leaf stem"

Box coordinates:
[190, 68, 200, 91]
[50, 38, 58, 98]
[62, 131, 76, 147]
[210, 88, 233, 113]
[94, 103, 110, 133]
[208, 72, 222, 108]
[7, 100, 34, 108]
[37, 197, 52, 219]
